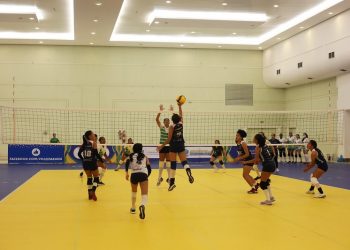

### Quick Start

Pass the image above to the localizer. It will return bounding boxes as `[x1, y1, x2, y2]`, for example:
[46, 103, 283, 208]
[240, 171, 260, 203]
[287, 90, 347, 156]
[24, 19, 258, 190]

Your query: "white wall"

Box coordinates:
[336, 72, 350, 158]
[263, 9, 350, 87]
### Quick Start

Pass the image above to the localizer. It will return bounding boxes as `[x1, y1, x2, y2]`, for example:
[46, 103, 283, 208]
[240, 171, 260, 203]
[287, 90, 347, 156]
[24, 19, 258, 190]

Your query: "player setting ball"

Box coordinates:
[176, 95, 186, 105]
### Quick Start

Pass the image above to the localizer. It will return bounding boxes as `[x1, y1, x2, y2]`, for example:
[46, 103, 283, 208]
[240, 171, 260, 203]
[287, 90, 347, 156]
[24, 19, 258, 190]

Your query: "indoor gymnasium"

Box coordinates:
[1, 1, 350, 250]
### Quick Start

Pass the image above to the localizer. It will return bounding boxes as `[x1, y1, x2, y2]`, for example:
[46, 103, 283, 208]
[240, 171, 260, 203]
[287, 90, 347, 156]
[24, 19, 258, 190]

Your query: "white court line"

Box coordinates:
[0, 171, 40, 203]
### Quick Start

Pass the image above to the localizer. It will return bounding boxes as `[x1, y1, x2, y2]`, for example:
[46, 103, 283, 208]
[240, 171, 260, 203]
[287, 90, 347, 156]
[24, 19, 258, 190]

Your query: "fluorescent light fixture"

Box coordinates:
[29, 17, 35, 20]
[328, 12, 333, 15]
[95, 2, 102, 6]
[91, 32, 96, 35]
[35, 27, 40, 30]
[39, 41, 43, 44]
[147, 10, 269, 23]
[299, 26, 304, 29]
[222, 3, 228, 6]
[0, 4, 44, 20]
[93, 19, 99, 22]
[232, 32, 237, 35]
[218, 45, 222, 48]
[166, 1, 172, 3]
[154, 21, 160, 24]
[0, 0, 74, 40]
[258, 46, 262, 50]
[180, 44, 184, 47]
[190, 31, 196, 34]
[110, 0, 343, 46]
[146, 29, 151, 32]
[274, 5, 279, 8]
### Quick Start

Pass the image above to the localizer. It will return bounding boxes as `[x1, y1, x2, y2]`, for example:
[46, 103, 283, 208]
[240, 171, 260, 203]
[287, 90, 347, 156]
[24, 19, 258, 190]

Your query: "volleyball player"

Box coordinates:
[210, 140, 226, 172]
[294, 134, 303, 163]
[125, 143, 151, 219]
[157, 102, 194, 191]
[78, 131, 102, 201]
[233, 129, 259, 194]
[97, 136, 111, 185]
[115, 137, 134, 171]
[243, 134, 276, 205]
[302, 133, 310, 162]
[287, 132, 296, 163]
[156, 106, 171, 186]
[303, 140, 327, 198]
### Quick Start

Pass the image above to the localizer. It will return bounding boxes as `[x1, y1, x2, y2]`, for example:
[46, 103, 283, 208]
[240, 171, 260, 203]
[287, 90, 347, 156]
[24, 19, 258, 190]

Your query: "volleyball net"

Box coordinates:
[0, 106, 344, 159]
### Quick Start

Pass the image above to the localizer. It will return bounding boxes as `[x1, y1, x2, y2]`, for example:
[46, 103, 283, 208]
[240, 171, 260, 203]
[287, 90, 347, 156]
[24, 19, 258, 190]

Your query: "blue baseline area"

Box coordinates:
[1, 161, 350, 201]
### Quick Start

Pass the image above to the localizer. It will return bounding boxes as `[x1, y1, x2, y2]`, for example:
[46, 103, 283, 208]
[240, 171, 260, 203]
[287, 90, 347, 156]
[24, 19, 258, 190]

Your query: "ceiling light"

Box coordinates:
[232, 32, 237, 35]
[257, 0, 343, 43]
[274, 5, 279, 8]
[0, 0, 74, 41]
[222, 2, 228, 6]
[166, 1, 172, 3]
[218, 45, 222, 48]
[299, 26, 304, 29]
[0, 4, 44, 20]
[95, 2, 102, 6]
[190, 31, 196, 34]
[180, 44, 184, 47]
[154, 21, 160, 24]
[39, 41, 43, 44]
[146, 29, 150, 32]
[328, 12, 333, 15]
[29, 17, 34, 20]
[35, 27, 40, 30]
[147, 9, 269, 24]
[277, 37, 281, 40]
[90, 42, 94, 45]
[91, 32, 96, 35]
[93, 19, 99, 22]
[258, 46, 262, 50]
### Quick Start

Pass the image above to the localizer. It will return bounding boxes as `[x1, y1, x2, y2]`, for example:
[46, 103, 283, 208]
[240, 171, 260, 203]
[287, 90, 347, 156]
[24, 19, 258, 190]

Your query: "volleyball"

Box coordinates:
[176, 95, 186, 105]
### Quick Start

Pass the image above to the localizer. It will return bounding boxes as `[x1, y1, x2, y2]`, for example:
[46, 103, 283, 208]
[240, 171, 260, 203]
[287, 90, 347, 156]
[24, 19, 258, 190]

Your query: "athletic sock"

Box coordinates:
[267, 185, 273, 198]
[141, 194, 148, 206]
[92, 177, 99, 191]
[158, 161, 164, 179]
[309, 185, 315, 191]
[318, 187, 324, 194]
[263, 189, 271, 201]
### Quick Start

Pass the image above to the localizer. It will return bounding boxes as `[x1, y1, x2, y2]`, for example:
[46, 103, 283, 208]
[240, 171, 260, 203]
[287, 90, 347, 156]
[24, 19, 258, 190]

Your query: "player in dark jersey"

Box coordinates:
[157, 102, 194, 191]
[303, 140, 327, 198]
[78, 130, 103, 201]
[243, 134, 276, 205]
[233, 129, 259, 194]
[210, 140, 226, 172]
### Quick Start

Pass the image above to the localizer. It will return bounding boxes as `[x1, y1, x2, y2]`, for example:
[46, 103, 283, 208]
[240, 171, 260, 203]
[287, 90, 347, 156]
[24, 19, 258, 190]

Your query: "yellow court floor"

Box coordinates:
[0, 169, 350, 250]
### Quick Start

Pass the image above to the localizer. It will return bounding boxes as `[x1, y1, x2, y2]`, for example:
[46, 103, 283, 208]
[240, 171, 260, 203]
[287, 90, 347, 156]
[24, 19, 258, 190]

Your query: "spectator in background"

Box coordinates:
[294, 134, 303, 163]
[50, 133, 60, 143]
[302, 133, 310, 162]
[278, 133, 287, 162]
[287, 132, 296, 163]
[269, 133, 280, 172]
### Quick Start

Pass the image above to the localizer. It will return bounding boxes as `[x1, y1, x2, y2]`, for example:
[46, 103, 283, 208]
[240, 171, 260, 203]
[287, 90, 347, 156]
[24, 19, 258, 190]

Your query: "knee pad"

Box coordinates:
[260, 181, 268, 190]
[93, 176, 100, 183]
[311, 176, 319, 185]
[181, 161, 189, 169]
[87, 177, 93, 185]
[219, 160, 224, 165]
[210, 161, 215, 166]
[171, 161, 177, 170]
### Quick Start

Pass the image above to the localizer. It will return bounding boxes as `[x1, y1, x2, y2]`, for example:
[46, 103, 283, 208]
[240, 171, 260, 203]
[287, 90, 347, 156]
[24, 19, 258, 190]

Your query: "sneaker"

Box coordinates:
[130, 208, 136, 214]
[247, 188, 258, 194]
[260, 200, 273, 205]
[186, 169, 194, 184]
[306, 190, 315, 194]
[139, 205, 145, 219]
[79, 172, 84, 178]
[157, 177, 163, 186]
[270, 196, 276, 202]
[168, 184, 176, 191]
[314, 193, 326, 198]
[166, 178, 169, 183]
[91, 191, 97, 201]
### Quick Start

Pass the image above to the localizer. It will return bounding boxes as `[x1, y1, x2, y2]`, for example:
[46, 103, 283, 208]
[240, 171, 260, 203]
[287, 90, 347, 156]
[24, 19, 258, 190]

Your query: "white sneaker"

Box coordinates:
[260, 200, 273, 205]
[314, 193, 326, 198]
[306, 190, 315, 194]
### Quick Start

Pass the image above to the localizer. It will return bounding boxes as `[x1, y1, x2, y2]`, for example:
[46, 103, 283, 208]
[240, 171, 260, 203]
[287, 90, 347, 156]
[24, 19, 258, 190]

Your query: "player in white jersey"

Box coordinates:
[287, 132, 296, 163]
[278, 134, 287, 162]
[97, 136, 111, 185]
[125, 143, 152, 220]
[302, 133, 310, 162]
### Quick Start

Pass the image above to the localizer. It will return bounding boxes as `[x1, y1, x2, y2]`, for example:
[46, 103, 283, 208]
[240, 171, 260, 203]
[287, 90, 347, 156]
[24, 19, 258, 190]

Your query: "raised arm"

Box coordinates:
[156, 112, 162, 128]
[178, 103, 183, 122]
